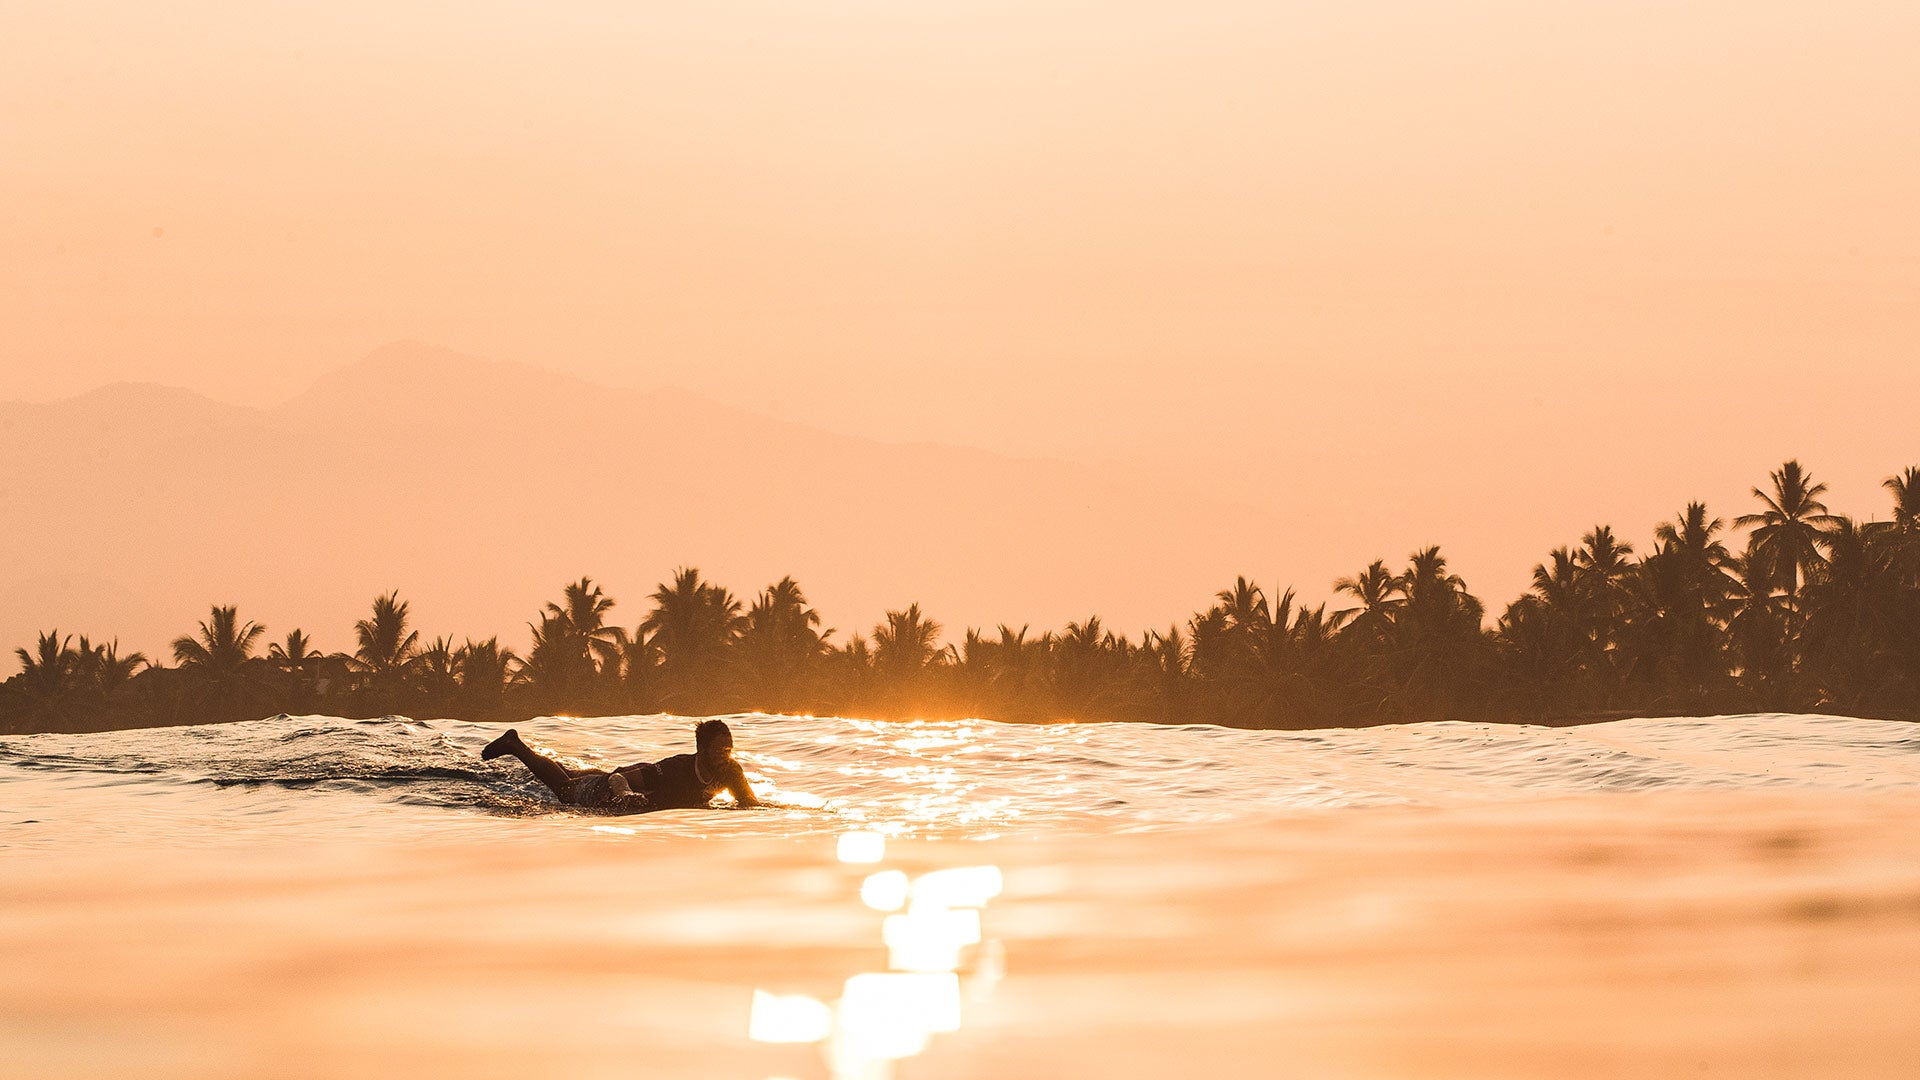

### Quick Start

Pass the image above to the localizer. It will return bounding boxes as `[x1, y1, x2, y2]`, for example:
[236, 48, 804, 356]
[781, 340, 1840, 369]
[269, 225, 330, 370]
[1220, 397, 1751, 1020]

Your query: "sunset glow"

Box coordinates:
[6, 4, 1919, 1078]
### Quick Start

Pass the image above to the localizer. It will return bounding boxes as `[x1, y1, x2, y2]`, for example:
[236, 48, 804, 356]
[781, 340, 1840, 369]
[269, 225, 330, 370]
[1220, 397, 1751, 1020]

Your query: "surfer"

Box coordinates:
[481, 718, 762, 812]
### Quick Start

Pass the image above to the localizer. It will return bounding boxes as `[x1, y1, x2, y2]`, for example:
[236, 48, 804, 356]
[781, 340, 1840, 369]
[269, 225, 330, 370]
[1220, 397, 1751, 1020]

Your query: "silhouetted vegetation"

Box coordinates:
[6, 461, 1919, 734]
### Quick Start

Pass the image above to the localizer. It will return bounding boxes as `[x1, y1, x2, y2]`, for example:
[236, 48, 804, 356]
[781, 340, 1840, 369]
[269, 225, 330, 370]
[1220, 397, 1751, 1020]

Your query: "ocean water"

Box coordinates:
[5, 713, 1919, 1080]
[6, 711, 1919, 848]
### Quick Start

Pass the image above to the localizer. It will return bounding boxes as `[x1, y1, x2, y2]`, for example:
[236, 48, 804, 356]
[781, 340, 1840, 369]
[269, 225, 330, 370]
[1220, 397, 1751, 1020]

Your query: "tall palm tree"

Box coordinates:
[642, 568, 743, 663]
[1399, 546, 1484, 627]
[1870, 466, 1920, 585]
[172, 605, 267, 675]
[737, 576, 828, 706]
[1502, 547, 1588, 698]
[1655, 502, 1733, 568]
[1052, 615, 1125, 719]
[1799, 517, 1904, 710]
[1574, 525, 1634, 588]
[353, 591, 420, 679]
[1137, 625, 1190, 722]
[265, 629, 321, 710]
[416, 636, 461, 704]
[1530, 547, 1582, 615]
[14, 631, 81, 715]
[1723, 551, 1789, 703]
[516, 613, 590, 701]
[1390, 546, 1487, 719]
[641, 568, 744, 710]
[1215, 577, 1273, 634]
[171, 605, 267, 715]
[1735, 460, 1840, 625]
[1194, 576, 1271, 686]
[1651, 502, 1737, 617]
[1625, 507, 1736, 706]
[545, 576, 625, 673]
[1573, 525, 1635, 675]
[455, 637, 516, 701]
[955, 623, 1053, 717]
[1332, 559, 1402, 632]
[1884, 467, 1920, 531]
[74, 636, 146, 699]
[619, 626, 663, 708]
[872, 603, 943, 680]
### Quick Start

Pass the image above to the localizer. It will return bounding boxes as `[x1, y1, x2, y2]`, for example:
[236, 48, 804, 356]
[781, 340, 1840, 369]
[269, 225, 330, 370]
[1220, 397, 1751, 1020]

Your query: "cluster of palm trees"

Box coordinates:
[5, 461, 1917, 734]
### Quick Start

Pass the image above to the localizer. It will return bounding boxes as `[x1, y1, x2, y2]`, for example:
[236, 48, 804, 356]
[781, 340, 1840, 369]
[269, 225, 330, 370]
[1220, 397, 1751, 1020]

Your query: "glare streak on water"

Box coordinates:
[1, 711, 1918, 849]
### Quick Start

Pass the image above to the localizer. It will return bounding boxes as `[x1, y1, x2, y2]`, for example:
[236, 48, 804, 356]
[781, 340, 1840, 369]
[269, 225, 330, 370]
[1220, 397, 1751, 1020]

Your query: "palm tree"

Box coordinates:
[818, 632, 875, 711]
[455, 637, 516, 703]
[1884, 467, 1920, 531]
[416, 636, 461, 705]
[1248, 589, 1347, 727]
[348, 592, 421, 713]
[736, 576, 828, 707]
[1496, 547, 1591, 711]
[1651, 502, 1736, 618]
[1332, 560, 1402, 633]
[1723, 551, 1789, 705]
[268, 629, 320, 672]
[1573, 525, 1635, 681]
[74, 636, 146, 701]
[1655, 502, 1733, 568]
[516, 613, 589, 704]
[545, 576, 625, 673]
[353, 592, 420, 679]
[1215, 577, 1273, 635]
[1735, 460, 1840, 627]
[872, 603, 943, 681]
[1397, 546, 1484, 632]
[642, 568, 740, 652]
[1053, 616, 1125, 719]
[1624, 507, 1736, 706]
[1137, 625, 1189, 722]
[1192, 577, 1271, 689]
[1575, 525, 1634, 590]
[1870, 466, 1920, 585]
[619, 627, 663, 710]
[1799, 517, 1905, 711]
[266, 629, 324, 710]
[641, 568, 743, 710]
[172, 605, 266, 674]
[1390, 546, 1487, 719]
[954, 624, 1052, 719]
[1529, 547, 1583, 621]
[172, 605, 268, 716]
[13, 631, 81, 719]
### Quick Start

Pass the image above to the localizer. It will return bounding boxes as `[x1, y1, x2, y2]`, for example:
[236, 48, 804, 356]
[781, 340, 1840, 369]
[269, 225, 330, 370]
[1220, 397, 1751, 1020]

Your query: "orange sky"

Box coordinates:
[5, 1, 1920, 641]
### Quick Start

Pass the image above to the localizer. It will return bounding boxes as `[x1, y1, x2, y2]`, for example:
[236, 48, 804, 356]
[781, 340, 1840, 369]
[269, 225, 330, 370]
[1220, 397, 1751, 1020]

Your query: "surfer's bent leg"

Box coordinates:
[481, 729, 577, 800]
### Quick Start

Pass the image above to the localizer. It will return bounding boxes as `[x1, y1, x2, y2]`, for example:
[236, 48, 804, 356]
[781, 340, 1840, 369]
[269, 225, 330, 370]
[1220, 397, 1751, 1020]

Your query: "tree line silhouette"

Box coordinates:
[5, 460, 1917, 735]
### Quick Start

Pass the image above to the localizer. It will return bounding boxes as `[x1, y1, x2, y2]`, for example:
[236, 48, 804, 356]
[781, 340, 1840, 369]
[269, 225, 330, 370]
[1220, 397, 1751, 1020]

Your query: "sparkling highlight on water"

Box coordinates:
[752, 830, 1008, 1078]
[837, 831, 886, 864]
[859, 870, 910, 912]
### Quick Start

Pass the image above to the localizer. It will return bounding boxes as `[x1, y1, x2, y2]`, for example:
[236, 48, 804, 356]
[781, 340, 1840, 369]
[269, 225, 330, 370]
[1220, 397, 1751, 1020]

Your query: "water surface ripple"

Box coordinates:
[5, 711, 1917, 849]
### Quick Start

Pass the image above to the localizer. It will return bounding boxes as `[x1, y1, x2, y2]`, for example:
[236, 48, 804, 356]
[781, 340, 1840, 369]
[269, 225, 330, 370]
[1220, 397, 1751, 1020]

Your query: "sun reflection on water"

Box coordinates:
[751, 829, 1007, 1078]
[795, 719, 1036, 839]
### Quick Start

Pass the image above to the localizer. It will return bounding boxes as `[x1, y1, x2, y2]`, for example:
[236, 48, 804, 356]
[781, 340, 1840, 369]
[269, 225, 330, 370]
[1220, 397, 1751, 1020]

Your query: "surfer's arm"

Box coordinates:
[716, 758, 762, 808]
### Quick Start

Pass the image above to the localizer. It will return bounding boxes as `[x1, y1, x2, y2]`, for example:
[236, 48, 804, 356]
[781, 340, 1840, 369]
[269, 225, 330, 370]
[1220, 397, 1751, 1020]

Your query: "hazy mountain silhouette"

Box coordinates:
[2, 341, 1284, 669]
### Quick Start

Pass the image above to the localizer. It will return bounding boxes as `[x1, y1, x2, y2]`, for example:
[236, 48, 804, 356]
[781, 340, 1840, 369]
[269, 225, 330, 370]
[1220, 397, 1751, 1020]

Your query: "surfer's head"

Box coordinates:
[695, 719, 735, 757]
[693, 719, 735, 786]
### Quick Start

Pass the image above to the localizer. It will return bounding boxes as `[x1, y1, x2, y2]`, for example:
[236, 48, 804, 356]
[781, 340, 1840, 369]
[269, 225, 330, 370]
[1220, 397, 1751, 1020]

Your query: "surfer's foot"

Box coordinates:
[481, 729, 522, 761]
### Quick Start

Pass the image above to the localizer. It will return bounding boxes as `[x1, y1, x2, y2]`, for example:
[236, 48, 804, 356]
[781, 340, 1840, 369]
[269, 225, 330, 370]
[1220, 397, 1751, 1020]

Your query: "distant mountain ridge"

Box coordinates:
[1, 342, 1279, 673]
